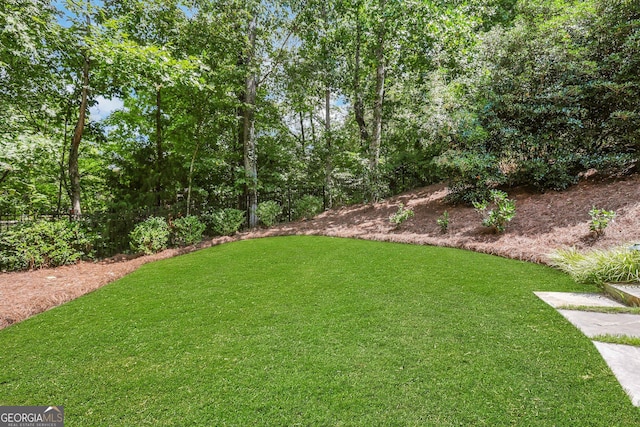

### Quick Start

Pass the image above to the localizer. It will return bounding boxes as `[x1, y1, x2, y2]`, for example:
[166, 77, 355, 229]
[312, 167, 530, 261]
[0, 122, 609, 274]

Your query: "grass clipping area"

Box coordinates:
[1, 236, 639, 425]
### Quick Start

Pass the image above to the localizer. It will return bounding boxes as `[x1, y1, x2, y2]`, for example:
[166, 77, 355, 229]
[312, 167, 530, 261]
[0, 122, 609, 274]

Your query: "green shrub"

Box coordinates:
[549, 246, 640, 286]
[204, 208, 246, 236]
[257, 201, 282, 227]
[436, 150, 506, 205]
[129, 216, 170, 255]
[389, 203, 415, 228]
[0, 220, 91, 271]
[293, 195, 323, 220]
[472, 189, 516, 233]
[589, 207, 616, 236]
[172, 216, 206, 246]
[437, 211, 450, 233]
[512, 156, 579, 191]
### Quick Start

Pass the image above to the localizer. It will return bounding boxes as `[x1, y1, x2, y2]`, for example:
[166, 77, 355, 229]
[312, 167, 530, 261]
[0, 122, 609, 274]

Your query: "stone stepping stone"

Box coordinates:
[604, 283, 640, 307]
[534, 291, 624, 308]
[535, 291, 640, 407]
[593, 342, 640, 407]
[557, 310, 640, 338]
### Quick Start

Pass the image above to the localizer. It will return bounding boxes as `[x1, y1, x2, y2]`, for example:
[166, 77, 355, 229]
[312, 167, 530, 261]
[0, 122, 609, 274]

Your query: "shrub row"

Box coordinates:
[0, 198, 320, 271]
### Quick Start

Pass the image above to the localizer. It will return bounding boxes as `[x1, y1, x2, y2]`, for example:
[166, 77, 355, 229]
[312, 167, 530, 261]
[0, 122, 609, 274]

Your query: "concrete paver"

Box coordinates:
[534, 291, 624, 308]
[535, 291, 640, 407]
[593, 342, 640, 407]
[557, 310, 640, 338]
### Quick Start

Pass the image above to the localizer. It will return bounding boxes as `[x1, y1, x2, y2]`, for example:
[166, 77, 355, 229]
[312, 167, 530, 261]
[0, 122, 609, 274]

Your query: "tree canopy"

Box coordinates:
[1, 0, 637, 220]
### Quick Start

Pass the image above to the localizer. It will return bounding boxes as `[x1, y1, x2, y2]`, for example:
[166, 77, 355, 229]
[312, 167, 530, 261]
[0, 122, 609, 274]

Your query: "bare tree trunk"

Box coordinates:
[353, 10, 369, 146]
[324, 88, 333, 209]
[369, 0, 386, 202]
[57, 111, 70, 215]
[299, 111, 305, 146]
[69, 11, 91, 219]
[155, 86, 163, 206]
[186, 142, 200, 217]
[243, 14, 258, 228]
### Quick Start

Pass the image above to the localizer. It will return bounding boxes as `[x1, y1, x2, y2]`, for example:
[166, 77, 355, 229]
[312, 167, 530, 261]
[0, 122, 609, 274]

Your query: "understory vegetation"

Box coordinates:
[1, 237, 638, 425]
[1, 0, 638, 219]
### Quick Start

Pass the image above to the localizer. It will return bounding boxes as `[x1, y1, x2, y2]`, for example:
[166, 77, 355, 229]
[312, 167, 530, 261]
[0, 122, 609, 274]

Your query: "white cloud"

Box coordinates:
[90, 96, 124, 121]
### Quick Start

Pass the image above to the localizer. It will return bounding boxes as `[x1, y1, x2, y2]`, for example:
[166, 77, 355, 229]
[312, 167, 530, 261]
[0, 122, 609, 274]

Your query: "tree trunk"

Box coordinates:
[69, 16, 91, 219]
[324, 88, 332, 209]
[186, 141, 200, 217]
[57, 111, 70, 215]
[353, 10, 369, 145]
[243, 14, 258, 228]
[299, 111, 305, 146]
[369, 0, 386, 202]
[155, 85, 163, 206]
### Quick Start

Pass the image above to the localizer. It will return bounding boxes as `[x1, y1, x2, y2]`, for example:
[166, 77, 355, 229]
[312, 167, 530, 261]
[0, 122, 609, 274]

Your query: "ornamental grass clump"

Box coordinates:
[549, 246, 640, 286]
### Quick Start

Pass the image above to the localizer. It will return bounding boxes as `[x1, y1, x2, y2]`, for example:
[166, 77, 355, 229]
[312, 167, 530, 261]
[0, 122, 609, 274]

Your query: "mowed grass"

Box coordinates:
[1, 236, 639, 425]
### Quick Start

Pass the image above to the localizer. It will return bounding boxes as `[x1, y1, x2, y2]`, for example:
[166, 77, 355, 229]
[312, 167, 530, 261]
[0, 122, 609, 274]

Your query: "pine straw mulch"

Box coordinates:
[1, 172, 639, 330]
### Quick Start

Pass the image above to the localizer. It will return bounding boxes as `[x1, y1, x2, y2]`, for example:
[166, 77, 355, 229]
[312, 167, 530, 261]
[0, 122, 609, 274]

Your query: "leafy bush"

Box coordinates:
[256, 201, 282, 227]
[549, 246, 640, 286]
[204, 208, 245, 236]
[389, 203, 414, 228]
[472, 190, 516, 233]
[436, 150, 506, 205]
[512, 156, 579, 191]
[437, 211, 450, 233]
[172, 216, 206, 246]
[129, 216, 170, 255]
[589, 207, 616, 236]
[0, 220, 91, 271]
[293, 195, 323, 220]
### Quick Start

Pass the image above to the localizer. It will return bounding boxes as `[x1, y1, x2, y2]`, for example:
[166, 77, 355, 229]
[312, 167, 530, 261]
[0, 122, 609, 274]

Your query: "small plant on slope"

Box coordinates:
[437, 211, 450, 233]
[589, 207, 616, 236]
[389, 203, 414, 228]
[472, 189, 516, 233]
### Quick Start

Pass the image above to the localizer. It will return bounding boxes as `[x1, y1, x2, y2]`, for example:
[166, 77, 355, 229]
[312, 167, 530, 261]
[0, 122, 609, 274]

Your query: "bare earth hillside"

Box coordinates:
[1, 173, 639, 329]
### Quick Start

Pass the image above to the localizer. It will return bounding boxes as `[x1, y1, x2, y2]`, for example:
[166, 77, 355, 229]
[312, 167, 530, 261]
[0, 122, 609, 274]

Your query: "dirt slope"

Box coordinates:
[1, 173, 639, 329]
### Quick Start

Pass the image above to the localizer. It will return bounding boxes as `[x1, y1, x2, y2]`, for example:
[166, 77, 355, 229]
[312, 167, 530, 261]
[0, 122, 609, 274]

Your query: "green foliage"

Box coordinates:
[436, 151, 506, 205]
[437, 211, 450, 233]
[204, 208, 245, 236]
[389, 203, 415, 228]
[472, 190, 516, 233]
[513, 157, 579, 191]
[0, 220, 91, 271]
[589, 207, 616, 236]
[256, 201, 282, 227]
[171, 216, 206, 247]
[549, 246, 640, 286]
[292, 195, 323, 220]
[129, 216, 170, 255]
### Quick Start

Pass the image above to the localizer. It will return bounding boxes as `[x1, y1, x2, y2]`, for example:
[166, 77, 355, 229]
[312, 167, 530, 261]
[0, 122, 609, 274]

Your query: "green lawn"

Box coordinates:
[1, 236, 638, 425]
